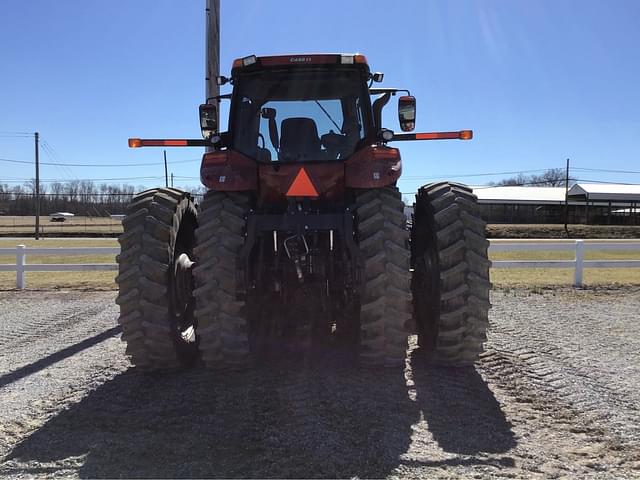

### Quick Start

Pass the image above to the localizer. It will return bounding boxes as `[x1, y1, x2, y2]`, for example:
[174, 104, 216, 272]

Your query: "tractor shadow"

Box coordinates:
[408, 347, 517, 459]
[3, 344, 516, 478]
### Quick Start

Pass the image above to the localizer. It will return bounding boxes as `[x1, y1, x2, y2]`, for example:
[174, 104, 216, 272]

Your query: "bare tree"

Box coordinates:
[24, 178, 47, 195]
[0, 181, 212, 215]
[497, 168, 575, 187]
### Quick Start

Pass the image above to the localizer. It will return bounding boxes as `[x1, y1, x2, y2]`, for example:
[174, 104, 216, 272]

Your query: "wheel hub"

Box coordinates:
[173, 252, 195, 320]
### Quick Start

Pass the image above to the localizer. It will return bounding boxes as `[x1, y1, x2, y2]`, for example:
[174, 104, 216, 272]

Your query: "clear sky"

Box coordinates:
[2, 0, 640, 195]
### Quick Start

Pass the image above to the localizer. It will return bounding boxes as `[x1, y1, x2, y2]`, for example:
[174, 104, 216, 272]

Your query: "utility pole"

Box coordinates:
[205, 0, 221, 128]
[564, 158, 570, 237]
[163, 150, 169, 187]
[171, 173, 174, 188]
[34, 132, 40, 240]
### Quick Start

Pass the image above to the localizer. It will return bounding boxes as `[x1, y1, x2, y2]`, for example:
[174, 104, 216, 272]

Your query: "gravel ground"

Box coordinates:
[0, 288, 639, 479]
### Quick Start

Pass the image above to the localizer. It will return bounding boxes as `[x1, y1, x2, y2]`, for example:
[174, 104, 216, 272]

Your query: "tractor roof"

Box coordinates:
[231, 53, 370, 73]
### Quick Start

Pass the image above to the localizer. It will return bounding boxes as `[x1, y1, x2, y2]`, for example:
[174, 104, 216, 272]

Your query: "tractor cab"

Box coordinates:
[199, 54, 408, 204]
[226, 54, 374, 164]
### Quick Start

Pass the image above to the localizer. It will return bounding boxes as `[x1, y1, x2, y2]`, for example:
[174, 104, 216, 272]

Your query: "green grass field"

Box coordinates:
[0, 238, 638, 290]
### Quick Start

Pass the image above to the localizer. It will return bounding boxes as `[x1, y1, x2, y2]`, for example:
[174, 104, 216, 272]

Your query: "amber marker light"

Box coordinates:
[128, 138, 142, 148]
[459, 130, 473, 140]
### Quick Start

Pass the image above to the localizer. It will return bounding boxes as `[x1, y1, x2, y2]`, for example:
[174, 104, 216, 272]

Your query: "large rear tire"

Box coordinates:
[355, 186, 412, 367]
[411, 182, 491, 365]
[116, 188, 199, 369]
[193, 191, 251, 369]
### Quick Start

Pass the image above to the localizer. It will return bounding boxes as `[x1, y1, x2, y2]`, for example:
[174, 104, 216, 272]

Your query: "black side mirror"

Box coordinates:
[199, 103, 218, 139]
[261, 108, 279, 150]
[261, 107, 276, 119]
[398, 95, 416, 132]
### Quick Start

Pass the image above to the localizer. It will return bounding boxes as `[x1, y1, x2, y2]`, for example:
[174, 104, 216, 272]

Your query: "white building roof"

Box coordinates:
[471, 186, 567, 205]
[469, 183, 640, 205]
[567, 183, 640, 202]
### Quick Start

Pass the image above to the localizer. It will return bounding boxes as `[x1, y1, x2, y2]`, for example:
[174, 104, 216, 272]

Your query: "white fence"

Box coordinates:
[490, 239, 640, 286]
[0, 245, 119, 289]
[0, 240, 639, 289]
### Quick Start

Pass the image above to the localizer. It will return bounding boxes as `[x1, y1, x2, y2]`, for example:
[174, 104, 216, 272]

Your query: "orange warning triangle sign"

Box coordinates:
[286, 168, 319, 197]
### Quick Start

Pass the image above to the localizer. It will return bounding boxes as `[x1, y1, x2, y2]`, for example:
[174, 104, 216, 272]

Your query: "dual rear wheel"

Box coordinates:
[411, 182, 491, 364]
[116, 188, 198, 368]
[116, 183, 490, 369]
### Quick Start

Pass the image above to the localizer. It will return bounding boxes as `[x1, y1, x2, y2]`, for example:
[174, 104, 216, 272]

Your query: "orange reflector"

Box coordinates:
[414, 131, 473, 141]
[286, 168, 319, 197]
[415, 132, 455, 140]
[128, 139, 191, 147]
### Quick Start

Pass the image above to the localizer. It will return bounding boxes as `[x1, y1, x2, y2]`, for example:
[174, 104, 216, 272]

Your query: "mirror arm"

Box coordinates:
[372, 92, 392, 131]
[369, 88, 410, 96]
[206, 93, 232, 102]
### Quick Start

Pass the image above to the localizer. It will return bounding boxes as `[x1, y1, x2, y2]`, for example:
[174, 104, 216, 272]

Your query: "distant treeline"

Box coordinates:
[0, 180, 205, 216]
[491, 168, 575, 187]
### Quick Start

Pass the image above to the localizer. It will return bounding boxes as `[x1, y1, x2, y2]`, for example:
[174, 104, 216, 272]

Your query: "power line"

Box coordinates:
[41, 141, 77, 182]
[0, 192, 138, 197]
[512, 178, 635, 188]
[403, 166, 640, 181]
[572, 178, 640, 185]
[2, 152, 638, 175]
[401, 168, 556, 180]
[0, 131, 34, 138]
[0, 156, 200, 167]
[0, 158, 33, 165]
[401, 178, 640, 195]
[572, 167, 640, 175]
[0, 176, 165, 183]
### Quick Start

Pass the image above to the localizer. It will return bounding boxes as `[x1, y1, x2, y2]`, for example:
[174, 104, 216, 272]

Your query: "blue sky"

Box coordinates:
[1, 0, 639, 195]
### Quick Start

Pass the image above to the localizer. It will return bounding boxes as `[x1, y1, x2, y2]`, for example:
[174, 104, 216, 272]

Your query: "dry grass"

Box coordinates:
[490, 248, 640, 287]
[0, 271, 118, 290]
[0, 216, 122, 235]
[2, 217, 639, 238]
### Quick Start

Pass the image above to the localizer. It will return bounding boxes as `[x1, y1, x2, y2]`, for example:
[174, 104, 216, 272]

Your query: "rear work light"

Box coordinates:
[201, 150, 229, 166]
[232, 54, 258, 69]
[341, 54, 368, 65]
[242, 55, 257, 67]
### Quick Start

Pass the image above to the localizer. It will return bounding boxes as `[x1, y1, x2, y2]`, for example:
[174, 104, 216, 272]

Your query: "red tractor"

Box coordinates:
[118, 53, 490, 369]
